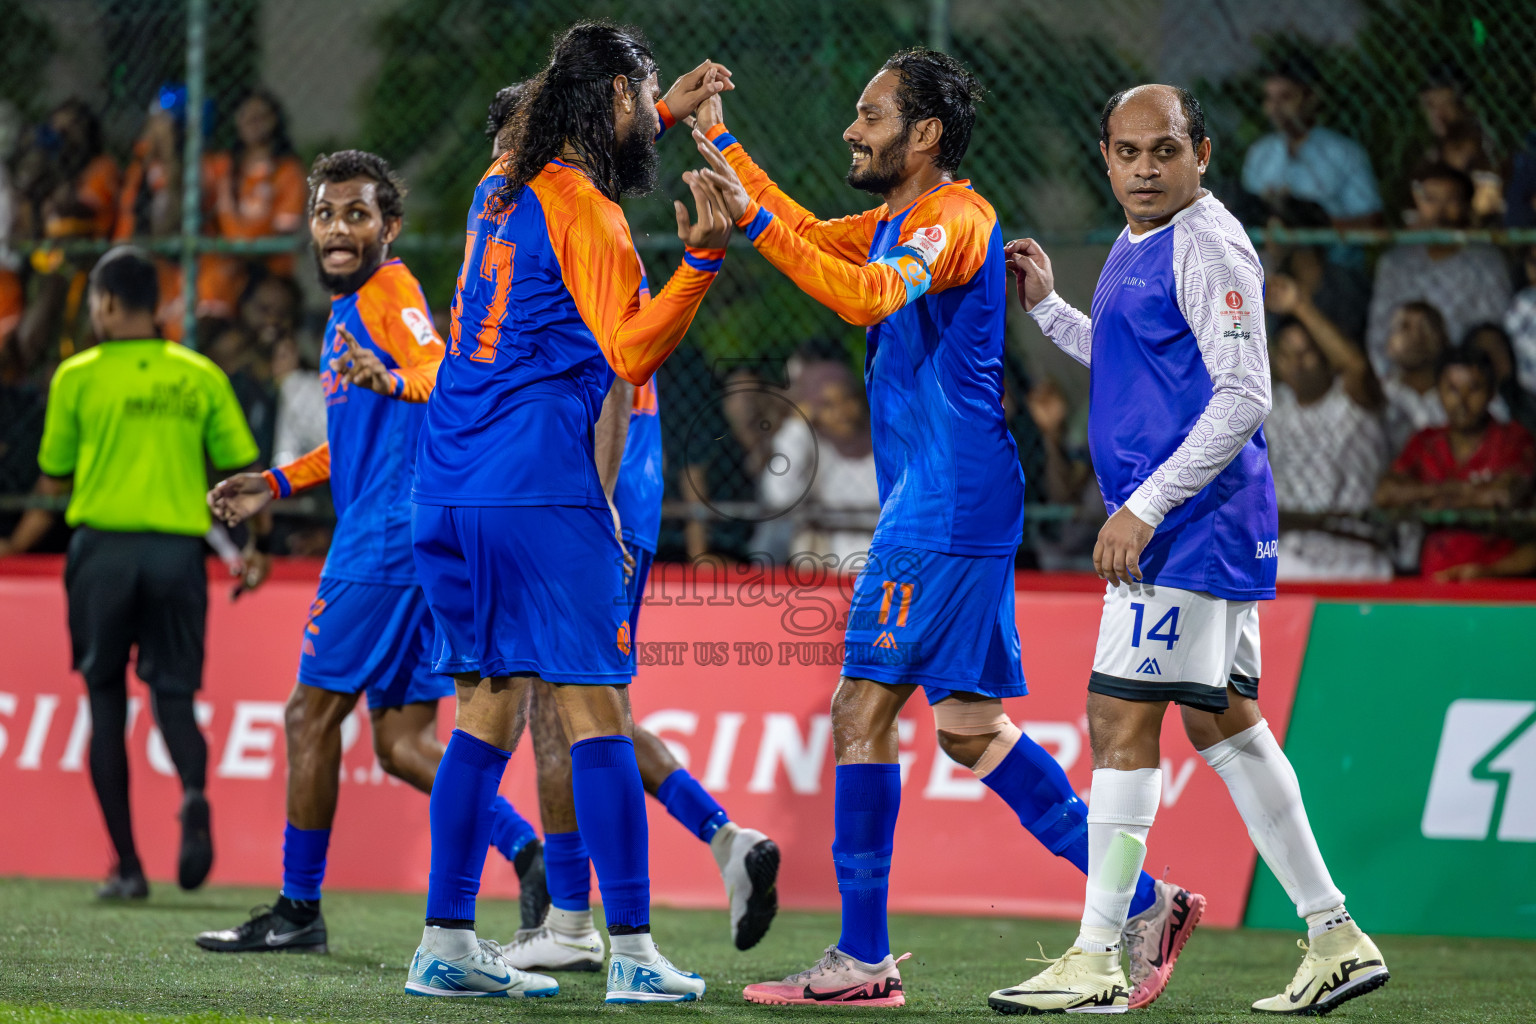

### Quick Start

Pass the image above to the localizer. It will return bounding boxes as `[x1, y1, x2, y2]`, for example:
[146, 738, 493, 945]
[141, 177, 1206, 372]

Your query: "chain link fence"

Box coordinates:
[3, 0, 1535, 574]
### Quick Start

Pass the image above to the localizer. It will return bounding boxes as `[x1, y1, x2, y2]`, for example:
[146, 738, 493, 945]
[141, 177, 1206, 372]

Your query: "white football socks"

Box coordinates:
[1198, 719, 1346, 920]
[421, 924, 477, 959]
[1077, 767, 1161, 953]
[609, 930, 658, 961]
[546, 906, 595, 938]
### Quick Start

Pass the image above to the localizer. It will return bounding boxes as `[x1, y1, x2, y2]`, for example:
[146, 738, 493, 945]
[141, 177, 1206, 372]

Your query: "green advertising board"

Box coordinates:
[1245, 602, 1536, 939]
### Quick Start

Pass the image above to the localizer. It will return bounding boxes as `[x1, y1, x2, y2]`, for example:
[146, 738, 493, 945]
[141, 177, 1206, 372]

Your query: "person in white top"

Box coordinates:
[1264, 275, 1392, 580]
[1381, 301, 1449, 455]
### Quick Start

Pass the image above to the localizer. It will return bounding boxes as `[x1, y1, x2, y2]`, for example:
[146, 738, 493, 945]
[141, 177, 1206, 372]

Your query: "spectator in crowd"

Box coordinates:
[12, 98, 119, 241]
[203, 319, 275, 463]
[0, 246, 259, 897]
[11, 99, 120, 369]
[1365, 163, 1511, 375]
[1017, 376, 1104, 572]
[1503, 245, 1536, 393]
[760, 360, 879, 565]
[1418, 66, 1486, 164]
[1376, 348, 1536, 580]
[201, 89, 304, 319]
[1465, 322, 1536, 438]
[1381, 300, 1450, 454]
[1437, 120, 1503, 226]
[1262, 197, 1371, 340]
[115, 87, 195, 339]
[1265, 275, 1392, 579]
[1241, 58, 1382, 227]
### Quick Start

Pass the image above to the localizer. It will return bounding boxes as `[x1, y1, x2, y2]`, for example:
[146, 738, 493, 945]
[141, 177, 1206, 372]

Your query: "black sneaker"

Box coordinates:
[514, 838, 550, 931]
[196, 901, 328, 954]
[178, 790, 214, 890]
[96, 868, 149, 901]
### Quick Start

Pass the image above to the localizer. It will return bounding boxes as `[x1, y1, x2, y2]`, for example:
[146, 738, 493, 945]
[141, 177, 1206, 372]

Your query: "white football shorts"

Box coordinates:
[1087, 581, 1260, 712]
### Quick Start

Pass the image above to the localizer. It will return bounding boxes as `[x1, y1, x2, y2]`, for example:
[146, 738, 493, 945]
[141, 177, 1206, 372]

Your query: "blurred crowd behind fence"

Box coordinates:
[3, 0, 1536, 574]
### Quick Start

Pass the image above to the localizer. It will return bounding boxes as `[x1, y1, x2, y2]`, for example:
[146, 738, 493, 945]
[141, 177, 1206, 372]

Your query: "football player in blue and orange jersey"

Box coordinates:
[195, 151, 547, 961]
[403, 24, 734, 1003]
[468, 83, 781, 974]
[690, 52, 1201, 1008]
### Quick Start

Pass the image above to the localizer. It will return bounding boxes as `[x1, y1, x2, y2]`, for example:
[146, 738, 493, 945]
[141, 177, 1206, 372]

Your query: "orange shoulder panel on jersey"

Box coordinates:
[705, 123, 877, 264]
[733, 181, 993, 328]
[356, 262, 445, 403]
[535, 162, 722, 385]
[265, 442, 331, 497]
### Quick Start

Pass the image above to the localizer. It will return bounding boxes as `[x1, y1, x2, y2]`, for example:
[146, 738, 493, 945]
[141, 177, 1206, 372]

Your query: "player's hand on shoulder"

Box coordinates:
[663, 60, 734, 121]
[1003, 238, 1054, 312]
[331, 326, 394, 397]
[207, 472, 273, 527]
[1093, 505, 1154, 587]
[676, 164, 735, 250]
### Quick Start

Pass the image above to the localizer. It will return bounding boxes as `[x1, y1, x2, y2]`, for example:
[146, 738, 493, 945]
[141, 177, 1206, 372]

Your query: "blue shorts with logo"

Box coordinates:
[412, 503, 633, 684]
[297, 577, 453, 710]
[624, 546, 655, 675]
[842, 542, 1027, 705]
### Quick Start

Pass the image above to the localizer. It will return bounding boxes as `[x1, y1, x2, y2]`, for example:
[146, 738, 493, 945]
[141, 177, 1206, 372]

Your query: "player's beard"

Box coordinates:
[312, 238, 386, 296]
[847, 136, 909, 194]
[615, 110, 659, 198]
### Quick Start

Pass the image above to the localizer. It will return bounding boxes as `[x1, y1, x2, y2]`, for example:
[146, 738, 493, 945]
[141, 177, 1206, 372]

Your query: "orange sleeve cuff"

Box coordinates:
[655, 99, 677, 131]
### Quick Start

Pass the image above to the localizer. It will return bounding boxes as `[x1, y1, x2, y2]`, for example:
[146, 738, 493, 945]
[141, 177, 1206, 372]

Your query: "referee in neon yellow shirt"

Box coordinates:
[4, 246, 258, 899]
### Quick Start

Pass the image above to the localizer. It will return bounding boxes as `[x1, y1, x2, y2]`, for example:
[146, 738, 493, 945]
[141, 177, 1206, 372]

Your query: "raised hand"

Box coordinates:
[1003, 237, 1055, 312]
[691, 93, 723, 134]
[662, 60, 734, 121]
[691, 128, 751, 222]
[207, 472, 274, 527]
[330, 326, 394, 397]
[674, 168, 733, 249]
[1266, 273, 1302, 316]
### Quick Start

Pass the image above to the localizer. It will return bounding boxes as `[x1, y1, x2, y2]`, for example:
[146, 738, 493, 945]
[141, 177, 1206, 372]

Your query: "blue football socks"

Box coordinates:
[424, 729, 510, 924]
[832, 762, 901, 965]
[542, 830, 592, 912]
[655, 767, 729, 843]
[982, 731, 1157, 918]
[487, 794, 537, 863]
[280, 823, 330, 902]
[570, 735, 649, 932]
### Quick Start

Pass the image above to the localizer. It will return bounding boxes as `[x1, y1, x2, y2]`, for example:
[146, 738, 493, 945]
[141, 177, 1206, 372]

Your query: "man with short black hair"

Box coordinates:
[1241, 59, 1381, 228]
[1365, 162, 1511, 373]
[2, 244, 259, 899]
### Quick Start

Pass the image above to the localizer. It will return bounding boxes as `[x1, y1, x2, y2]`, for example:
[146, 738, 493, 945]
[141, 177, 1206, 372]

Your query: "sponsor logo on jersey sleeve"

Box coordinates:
[903, 224, 947, 264]
[401, 307, 438, 346]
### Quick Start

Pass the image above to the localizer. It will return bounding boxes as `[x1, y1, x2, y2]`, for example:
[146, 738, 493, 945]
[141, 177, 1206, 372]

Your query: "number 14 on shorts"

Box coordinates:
[1130, 602, 1180, 650]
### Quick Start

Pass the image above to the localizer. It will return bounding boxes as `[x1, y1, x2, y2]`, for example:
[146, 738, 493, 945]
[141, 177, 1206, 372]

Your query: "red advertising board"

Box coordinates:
[0, 560, 1310, 928]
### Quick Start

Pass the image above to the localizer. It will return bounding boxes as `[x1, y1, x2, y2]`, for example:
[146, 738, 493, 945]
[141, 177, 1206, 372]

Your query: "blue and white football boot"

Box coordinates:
[405, 928, 559, 998]
[605, 941, 707, 1003]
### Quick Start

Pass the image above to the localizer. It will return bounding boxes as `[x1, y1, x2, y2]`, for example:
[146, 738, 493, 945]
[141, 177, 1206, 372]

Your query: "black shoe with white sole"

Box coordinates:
[196, 900, 328, 954]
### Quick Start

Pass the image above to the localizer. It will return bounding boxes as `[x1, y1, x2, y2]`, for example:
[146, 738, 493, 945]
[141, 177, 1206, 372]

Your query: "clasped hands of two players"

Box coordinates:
[1005, 237, 1153, 587]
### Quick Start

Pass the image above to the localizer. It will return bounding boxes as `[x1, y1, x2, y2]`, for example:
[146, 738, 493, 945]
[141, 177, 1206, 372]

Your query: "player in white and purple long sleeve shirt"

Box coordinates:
[987, 85, 1389, 1018]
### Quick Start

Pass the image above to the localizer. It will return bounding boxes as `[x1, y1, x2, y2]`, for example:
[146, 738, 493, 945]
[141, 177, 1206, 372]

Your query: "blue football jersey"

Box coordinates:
[1073, 194, 1278, 600]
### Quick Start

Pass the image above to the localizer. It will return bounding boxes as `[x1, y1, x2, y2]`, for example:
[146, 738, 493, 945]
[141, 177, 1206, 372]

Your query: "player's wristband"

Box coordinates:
[705, 122, 736, 150]
[263, 468, 292, 499]
[736, 202, 772, 241]
[655, 99, 677, 135]
[682, 246, 725, 274]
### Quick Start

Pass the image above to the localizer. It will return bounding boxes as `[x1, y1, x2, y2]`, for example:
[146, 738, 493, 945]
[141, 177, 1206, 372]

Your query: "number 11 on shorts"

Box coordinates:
[1130, 601, 1181, 650]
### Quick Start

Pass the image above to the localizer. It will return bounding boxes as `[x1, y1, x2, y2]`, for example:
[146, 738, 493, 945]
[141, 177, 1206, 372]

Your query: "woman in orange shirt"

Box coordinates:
[202, 89, 305, 317]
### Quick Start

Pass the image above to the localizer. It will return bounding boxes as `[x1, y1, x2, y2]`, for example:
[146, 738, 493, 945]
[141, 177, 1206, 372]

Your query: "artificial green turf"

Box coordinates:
[1, 878, 1532, 1022]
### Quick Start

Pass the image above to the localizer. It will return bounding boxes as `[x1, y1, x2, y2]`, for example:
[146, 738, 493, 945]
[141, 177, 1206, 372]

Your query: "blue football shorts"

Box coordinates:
[412, 503, 633, 684]
[841, 541, 1027, 705]
[296, 577, 453, 710]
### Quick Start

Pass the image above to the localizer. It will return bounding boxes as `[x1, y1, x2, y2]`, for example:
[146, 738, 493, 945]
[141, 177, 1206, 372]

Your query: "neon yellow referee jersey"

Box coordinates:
[38, 339, 259, 535]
